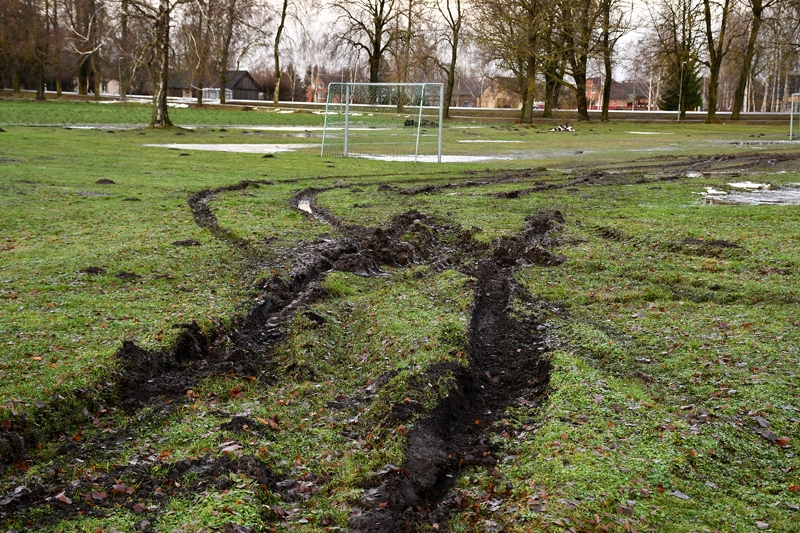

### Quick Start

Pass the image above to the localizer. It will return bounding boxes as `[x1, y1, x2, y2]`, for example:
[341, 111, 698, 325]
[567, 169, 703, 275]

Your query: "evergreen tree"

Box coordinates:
[659, 59, 703, 111]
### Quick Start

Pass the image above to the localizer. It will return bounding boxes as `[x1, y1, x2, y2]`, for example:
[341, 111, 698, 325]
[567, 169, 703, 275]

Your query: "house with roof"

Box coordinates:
[480, 77, 522, 109]
[586, 77, 650, 110]
[306, 75, 329, 103]
[213, 70, 260, 101]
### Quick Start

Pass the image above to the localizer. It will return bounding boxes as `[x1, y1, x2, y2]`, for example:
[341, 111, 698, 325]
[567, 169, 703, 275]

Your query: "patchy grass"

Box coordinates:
[0, 98, 325, 127]
[1, 101, 799, 532]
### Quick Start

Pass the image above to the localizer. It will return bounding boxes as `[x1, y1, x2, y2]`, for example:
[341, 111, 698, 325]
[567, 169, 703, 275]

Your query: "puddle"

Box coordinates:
[298, 200, 312, 213]
[457, 140, 523, 143]
[355, 154, 513, 163]
[225, 126, 386, 132]
[698, 183, 800, 205]
[629, 131, 674, 135]
[729, 181, 770, 190]
[144, 143, 316, 153]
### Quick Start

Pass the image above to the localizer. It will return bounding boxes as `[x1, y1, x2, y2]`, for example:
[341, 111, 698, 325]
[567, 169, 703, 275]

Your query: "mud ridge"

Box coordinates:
[187, 179, 274, 248]
[349, 212, 563, 532]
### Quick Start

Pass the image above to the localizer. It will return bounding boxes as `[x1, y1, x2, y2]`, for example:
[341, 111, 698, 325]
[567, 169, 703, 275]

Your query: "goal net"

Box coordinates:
[321, 82, 444, 162]
[791, 93, 800, 140]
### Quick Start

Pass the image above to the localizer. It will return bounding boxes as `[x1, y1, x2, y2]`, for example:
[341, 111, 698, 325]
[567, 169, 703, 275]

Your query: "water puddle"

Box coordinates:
[457, 140, 523, 143]
[144, 143, 316, 153]
[698, 183, 800, 205]
[629, 131, 674, 135]
[298, 200, 312, 213]
[355, 154, 513, 163]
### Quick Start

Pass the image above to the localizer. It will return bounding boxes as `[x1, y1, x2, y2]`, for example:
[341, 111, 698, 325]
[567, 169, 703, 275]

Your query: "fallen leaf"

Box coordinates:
[670, 490, 690, 500]
[56, 492, 72, 505]
[755, 521, 769, 529]
[91, 491, 107, 501]
[132, 503, 145, 513]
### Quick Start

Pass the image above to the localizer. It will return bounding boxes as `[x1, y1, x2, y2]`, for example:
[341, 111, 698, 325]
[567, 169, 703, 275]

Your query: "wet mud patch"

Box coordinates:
[0, 454, 290, 526]
[668, 237, 746, 259]
[349, 213, 561, 532]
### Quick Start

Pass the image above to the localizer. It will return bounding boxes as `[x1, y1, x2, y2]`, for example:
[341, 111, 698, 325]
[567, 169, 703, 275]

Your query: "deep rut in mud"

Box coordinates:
[349, 213, 562, 533]
[2, 182, 563, 532]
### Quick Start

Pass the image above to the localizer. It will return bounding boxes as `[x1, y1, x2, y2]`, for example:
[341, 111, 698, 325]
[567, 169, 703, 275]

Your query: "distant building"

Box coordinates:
[586, 77, 650, 110]
[480, 77, 522, 109]
[215, 71, 260, 101]
[306, 75, 329, 103]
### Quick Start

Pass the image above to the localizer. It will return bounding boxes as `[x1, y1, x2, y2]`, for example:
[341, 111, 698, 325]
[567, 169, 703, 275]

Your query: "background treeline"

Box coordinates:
[1, 0, 799, 124]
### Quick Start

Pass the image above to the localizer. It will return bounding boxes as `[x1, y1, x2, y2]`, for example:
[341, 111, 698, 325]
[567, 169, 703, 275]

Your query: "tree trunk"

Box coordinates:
[600, 2, 611, 122]
[78, 57, 90, 95]
[120, 0, 129, 101]
[702, 0, 730, 124]
[601, 53, 612, 121]
[273, 0, 288, 106]
[521, 56, 536, 123]
[92, 55, 101, 100]
[731, 1, 762, 120]
[35, 62, 46, 100]
[572, 55, 590, 121]
[443, 31, 459, 119]
[151, 0, 173, 128]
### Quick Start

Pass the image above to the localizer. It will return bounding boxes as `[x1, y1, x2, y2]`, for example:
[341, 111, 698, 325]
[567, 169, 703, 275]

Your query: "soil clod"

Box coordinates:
[171, 239, 201, 246]
[95, 178, 115, 184]
[79, 266, 106, 275]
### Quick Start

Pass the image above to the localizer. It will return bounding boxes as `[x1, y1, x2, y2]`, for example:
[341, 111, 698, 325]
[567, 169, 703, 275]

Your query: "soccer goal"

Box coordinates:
[321, 82, 444, 162]
[791, 93, 800, 141]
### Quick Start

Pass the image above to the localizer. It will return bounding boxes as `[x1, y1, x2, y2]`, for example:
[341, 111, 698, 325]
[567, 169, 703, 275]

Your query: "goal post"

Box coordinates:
[321, 82, 444, 162]
[791, 93, 800, 141]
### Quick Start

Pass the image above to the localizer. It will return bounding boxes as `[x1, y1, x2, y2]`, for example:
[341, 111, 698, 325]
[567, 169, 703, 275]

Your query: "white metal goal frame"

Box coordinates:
[321, 82, 444, 162]
[791, 93, 800, 141]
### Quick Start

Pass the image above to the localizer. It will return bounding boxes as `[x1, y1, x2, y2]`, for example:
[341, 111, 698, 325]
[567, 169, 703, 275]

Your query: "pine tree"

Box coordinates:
[659, 60, 703, 111]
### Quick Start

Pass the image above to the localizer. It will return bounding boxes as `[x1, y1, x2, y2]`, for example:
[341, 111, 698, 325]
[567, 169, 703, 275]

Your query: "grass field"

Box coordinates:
[1, 99, 799, 532]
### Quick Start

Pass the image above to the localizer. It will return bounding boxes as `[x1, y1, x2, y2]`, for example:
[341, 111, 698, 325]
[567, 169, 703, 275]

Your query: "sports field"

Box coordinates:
[1, 99, 798, 532]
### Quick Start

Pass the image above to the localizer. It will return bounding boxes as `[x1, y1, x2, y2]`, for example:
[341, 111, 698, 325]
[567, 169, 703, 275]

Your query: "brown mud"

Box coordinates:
[1, 182, 561, 532]
[349, 213, 562, 533]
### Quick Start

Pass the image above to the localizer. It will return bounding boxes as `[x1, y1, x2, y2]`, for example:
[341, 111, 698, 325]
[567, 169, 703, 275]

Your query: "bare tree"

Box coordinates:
[127, 0, 187, 127]
[557, 0, 602, 121]
[65, 0, 106, 96]
[648, 0, 705, 120]
[730, 0, 777, 119]
[473, 0, 547, 122]
[433, 0, 466, 118]
[701, 0, 735, 123]
[272, 0, 289, 105]
[331, 0, 398, 83]
[598, 0, 633, 121]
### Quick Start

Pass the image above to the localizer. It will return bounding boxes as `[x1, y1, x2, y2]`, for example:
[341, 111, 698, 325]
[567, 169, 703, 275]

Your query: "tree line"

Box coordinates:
[1, 0, 799, 126]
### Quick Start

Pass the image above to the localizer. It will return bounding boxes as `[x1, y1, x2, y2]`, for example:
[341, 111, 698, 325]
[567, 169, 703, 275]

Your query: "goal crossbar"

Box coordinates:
[321, 82, 444, 163]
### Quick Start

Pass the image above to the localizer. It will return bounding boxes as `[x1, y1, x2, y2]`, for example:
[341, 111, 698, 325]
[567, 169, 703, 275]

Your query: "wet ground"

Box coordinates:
[2, 148, 799, 531]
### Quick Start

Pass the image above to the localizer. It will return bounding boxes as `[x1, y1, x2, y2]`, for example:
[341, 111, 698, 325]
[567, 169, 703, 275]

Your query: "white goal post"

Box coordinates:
[321, 82, 444, 162]
[791, 93, 800, 141]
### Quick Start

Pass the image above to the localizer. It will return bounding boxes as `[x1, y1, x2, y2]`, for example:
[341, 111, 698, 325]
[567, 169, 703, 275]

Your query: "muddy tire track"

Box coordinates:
[0, 186, 488, 527]
[349, 212, 564, 533]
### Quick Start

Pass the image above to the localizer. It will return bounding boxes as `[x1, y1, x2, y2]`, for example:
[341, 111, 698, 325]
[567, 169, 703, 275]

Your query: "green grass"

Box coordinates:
[0, 97, 325, 127]
[1, 99, 798, 532]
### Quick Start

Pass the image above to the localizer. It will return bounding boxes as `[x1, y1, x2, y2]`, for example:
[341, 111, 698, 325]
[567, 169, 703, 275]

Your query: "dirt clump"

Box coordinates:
[172, 238, 201, 246]
[95, 178, 115, 184]
[79, 266, 106, 275]
[115, 271, 140, 280]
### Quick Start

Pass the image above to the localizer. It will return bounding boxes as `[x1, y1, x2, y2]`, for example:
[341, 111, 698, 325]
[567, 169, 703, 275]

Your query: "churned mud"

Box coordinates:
[349, 213, 562, 532]
[1, 180, 564, 531]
